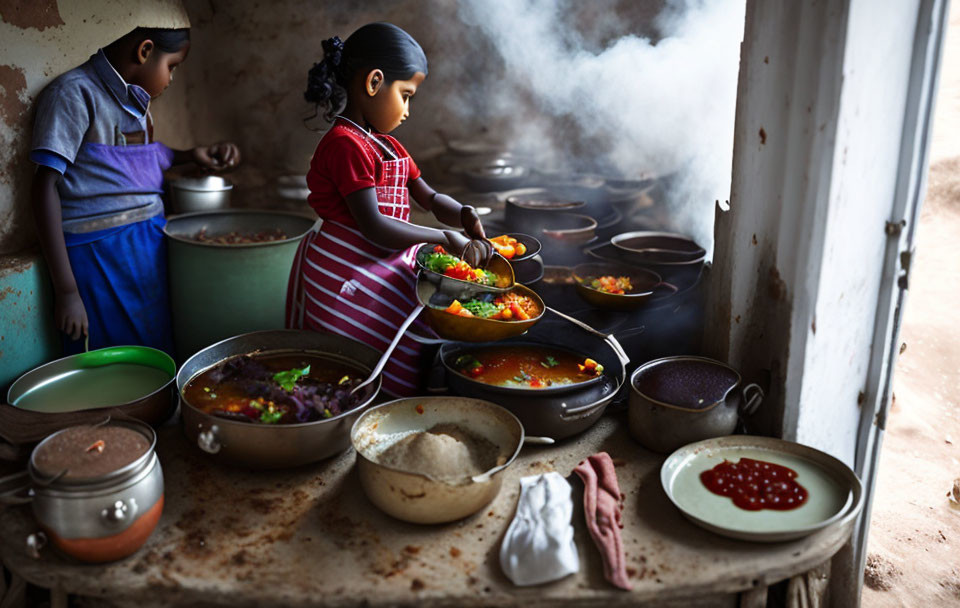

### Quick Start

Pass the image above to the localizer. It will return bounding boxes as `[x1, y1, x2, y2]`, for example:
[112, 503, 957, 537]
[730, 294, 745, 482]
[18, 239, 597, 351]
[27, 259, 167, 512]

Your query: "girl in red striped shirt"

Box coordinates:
[287, 22, 485, 396]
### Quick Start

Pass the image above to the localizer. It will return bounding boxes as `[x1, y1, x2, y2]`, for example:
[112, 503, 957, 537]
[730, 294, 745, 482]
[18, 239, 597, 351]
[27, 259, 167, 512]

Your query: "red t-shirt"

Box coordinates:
[306, 122, 421, 227]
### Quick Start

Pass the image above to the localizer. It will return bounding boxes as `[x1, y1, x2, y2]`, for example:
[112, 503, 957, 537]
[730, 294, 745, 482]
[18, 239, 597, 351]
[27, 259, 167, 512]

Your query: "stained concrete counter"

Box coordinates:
[0, 414, 852, 607]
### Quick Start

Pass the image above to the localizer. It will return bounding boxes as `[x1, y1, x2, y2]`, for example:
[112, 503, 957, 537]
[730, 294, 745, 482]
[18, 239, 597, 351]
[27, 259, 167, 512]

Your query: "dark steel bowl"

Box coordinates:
[177, 329, 382, 469]
[438, 314, 629, 440]
[572, 262, 678, 311]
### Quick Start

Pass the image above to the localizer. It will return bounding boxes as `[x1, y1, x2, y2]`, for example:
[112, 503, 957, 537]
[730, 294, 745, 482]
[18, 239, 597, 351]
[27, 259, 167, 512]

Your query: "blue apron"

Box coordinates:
[61, 142, 174, 357]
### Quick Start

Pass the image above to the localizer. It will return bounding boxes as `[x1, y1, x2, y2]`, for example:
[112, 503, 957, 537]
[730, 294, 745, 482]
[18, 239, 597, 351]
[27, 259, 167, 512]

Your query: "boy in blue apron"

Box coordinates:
[31, 26, 240, 357]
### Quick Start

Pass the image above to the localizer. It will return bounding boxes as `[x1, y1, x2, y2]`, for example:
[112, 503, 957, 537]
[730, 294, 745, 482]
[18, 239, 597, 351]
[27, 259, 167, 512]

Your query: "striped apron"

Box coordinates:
[286, 121, 428, 396]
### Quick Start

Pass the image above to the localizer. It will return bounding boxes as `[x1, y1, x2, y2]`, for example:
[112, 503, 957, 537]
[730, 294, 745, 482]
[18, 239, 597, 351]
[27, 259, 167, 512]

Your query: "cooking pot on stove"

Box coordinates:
[628, 356, 763, 453]
[0, 419, 164, 563]
[436, 310, 629, 441]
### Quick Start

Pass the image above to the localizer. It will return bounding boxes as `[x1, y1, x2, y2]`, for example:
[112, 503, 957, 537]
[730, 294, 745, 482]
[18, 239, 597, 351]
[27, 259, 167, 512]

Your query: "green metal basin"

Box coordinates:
[164, 210, 314, 361]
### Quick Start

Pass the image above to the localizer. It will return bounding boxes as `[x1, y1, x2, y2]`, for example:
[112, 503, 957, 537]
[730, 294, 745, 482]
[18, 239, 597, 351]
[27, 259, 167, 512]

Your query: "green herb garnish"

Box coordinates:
[259, 409, 284, 424]
[540, 356, 559, 368]
[462, 300, 501, 318]
[273, 365, 311, 392]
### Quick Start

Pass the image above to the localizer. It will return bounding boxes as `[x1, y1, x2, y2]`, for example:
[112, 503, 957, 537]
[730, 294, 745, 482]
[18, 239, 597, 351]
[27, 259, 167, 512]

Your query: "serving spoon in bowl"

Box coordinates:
[349, 304, 426, 400]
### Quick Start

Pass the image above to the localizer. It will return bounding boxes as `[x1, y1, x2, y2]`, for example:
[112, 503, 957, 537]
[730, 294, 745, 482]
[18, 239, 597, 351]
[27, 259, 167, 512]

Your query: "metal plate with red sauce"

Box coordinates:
[660, 436, 863, 542]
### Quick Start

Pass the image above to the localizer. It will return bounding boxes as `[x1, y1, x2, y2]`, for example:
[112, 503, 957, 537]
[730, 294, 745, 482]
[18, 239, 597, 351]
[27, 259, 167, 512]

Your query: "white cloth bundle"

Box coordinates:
[500, 472, 579, 586]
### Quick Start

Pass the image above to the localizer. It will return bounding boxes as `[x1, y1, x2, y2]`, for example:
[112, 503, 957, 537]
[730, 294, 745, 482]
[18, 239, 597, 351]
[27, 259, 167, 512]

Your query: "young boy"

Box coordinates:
[31, 25, 240, 356]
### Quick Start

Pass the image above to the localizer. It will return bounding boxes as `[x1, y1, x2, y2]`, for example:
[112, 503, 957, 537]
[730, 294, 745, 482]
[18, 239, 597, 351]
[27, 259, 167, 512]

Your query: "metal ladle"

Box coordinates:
[349, 304, 426, 399]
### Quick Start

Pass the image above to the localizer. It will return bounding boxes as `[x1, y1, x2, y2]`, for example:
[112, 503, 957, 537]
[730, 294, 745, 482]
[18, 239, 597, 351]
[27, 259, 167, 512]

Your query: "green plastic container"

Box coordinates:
[165, 210, 314, 361]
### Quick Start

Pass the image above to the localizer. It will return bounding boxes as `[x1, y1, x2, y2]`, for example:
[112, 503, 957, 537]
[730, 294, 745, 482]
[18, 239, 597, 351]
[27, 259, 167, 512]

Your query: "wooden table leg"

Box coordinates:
[0, 570, 26, 608]
[740, 585, 768, 608]
[50, 588, 68, 608]
[786, 560, 832, 608]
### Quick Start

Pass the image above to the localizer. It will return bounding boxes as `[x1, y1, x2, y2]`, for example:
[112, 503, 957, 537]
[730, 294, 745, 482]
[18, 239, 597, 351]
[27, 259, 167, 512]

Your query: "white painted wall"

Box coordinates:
[791, 0, 921, 462]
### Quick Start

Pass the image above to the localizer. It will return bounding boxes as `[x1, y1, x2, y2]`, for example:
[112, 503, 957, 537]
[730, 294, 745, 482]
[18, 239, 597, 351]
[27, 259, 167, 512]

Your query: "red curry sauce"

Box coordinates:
[700, 457, 809, 511]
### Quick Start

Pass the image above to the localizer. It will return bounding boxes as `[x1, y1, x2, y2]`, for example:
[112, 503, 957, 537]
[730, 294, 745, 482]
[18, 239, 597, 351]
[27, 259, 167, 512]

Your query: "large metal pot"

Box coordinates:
[164, 210, 314, 361]
[168, 176, 233, 214]
[351, 396, 524, 524]
[0, 419, 164, 563]
[628, 356, 763, 453]
[438, 310, 630, 440]
[177, 329, 382, 469]
[1, 347, 177, 446]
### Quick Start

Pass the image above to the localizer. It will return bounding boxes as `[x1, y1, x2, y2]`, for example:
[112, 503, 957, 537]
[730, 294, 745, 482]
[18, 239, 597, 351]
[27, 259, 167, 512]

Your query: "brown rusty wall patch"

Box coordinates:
[0, 0, 64, 31]
[0, 64, 28, 128]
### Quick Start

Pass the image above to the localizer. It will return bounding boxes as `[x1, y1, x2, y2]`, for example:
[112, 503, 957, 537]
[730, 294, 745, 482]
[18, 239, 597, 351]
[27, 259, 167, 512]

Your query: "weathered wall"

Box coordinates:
[152, 0, 665, 208]
[0, 0, 190, 255]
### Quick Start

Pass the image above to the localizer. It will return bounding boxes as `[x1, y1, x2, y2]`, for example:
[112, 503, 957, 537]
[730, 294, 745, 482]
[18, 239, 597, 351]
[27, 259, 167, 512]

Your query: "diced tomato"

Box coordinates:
[433, 245, 446, 254]
[529, 377, 543, 388]
[510, 302, 530, 321]
[468, 365, 484, 377]
[500, 307, 513, 320]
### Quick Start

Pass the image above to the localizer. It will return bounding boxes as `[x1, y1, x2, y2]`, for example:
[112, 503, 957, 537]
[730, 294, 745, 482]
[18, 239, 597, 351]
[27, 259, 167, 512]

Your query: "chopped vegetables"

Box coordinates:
[441, 291, 540, 321]
[273, 365, 311, 392]
[489, 235, 528, 259]
[541, 356, 559, 368]
[578, 358, 604, 376]
[454, 355, 485, 378]
[587, 275, 633, 295]
[424, 245, 498, 285]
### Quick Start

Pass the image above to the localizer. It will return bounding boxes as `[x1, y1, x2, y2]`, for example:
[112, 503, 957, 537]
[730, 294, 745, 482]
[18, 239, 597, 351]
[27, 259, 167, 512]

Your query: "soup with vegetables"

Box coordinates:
[451, 345, 603, 389]
[183, 353, 366, 424]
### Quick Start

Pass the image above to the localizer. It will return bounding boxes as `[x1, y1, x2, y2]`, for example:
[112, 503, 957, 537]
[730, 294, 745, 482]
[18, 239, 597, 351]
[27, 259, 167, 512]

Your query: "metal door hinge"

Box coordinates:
[885, 219, 907, 236]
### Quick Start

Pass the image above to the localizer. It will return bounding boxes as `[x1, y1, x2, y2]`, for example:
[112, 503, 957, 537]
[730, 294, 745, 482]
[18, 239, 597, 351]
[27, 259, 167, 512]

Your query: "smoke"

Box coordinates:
[455, 0, 745, 253]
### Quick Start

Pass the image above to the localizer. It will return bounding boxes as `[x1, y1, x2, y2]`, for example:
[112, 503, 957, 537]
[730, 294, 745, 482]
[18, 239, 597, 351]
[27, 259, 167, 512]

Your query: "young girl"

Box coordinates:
[31, 27, 240, 357]
[288, 22, 486, 396]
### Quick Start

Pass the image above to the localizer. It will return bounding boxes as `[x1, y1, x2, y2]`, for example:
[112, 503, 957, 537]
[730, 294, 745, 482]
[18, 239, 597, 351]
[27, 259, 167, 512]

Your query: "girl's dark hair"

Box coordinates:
[305, 22, 428, 122]
[113, 27, 191, 53]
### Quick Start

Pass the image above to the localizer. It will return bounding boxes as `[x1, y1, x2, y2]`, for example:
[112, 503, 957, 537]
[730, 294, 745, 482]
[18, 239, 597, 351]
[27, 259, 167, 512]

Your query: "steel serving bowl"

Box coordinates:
[177, 329, 382, 469]
[351, 396, 524, 524]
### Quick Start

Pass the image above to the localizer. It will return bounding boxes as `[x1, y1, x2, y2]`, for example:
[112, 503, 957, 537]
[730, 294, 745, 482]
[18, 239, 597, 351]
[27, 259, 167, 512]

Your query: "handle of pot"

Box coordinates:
[561, 397, 610, 419]
[523, 436, 556, 445]
[604, 334, 631, 368]
[197, 424, 221, 454]
[740, 383, 764, 417]
[100, 498, 139, 528]
[0, 470, 33, 506]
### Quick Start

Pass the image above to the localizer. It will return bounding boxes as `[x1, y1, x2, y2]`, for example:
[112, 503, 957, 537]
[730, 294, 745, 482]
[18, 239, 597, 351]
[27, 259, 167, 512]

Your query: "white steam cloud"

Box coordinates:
[456, 0, 745, 253]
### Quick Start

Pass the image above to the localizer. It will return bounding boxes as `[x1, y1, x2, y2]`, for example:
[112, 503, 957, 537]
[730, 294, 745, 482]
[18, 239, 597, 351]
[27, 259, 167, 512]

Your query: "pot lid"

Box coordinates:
[31, 421, 154, 483]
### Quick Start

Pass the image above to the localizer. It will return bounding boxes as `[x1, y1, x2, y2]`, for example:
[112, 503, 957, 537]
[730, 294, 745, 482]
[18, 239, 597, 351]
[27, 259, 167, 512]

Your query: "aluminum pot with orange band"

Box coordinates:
[0, 418, 163, 563]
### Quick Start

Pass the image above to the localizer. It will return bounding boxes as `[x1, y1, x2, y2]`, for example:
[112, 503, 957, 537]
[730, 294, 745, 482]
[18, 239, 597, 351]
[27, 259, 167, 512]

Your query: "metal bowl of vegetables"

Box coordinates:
[417, 277, 543, 343]
[416, 243, 515, 300]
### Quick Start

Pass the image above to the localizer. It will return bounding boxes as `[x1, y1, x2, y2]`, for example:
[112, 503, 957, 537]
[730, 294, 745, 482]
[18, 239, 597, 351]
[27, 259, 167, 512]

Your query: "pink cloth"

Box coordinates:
[573, 452, 632, 591]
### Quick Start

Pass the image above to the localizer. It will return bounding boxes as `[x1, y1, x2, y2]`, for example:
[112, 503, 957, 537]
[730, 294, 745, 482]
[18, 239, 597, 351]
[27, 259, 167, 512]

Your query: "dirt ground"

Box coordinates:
[861, 6, 960, 606]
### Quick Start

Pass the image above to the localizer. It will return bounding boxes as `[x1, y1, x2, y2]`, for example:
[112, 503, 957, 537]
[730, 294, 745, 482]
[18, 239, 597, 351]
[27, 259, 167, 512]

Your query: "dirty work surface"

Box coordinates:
[861, 158, 960, 607]
[0, 415, 852, 607]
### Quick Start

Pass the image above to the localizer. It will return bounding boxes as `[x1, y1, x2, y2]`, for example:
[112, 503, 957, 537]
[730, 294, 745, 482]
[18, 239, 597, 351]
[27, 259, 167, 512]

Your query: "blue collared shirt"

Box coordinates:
[31, 50, 173, 232]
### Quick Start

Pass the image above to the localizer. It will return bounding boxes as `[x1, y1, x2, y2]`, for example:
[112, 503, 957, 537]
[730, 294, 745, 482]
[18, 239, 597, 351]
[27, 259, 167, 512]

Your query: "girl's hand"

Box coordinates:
[460, 205, 486, 240]
[56, 290, 88, 341]
[192, 142, 241, 171]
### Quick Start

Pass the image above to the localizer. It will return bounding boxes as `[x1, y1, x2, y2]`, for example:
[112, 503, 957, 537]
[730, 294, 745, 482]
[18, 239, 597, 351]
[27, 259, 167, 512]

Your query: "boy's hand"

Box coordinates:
[192, 142, 241, 171]
[56, 290, 88, 341]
